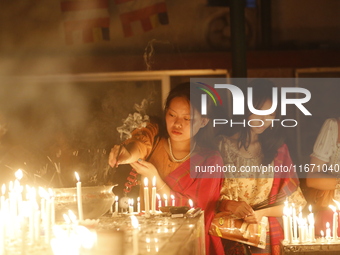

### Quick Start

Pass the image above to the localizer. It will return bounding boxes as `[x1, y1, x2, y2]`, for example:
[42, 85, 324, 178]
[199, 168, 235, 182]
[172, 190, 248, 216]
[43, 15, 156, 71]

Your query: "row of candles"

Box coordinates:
[282, 199, 340, 244]
[0, 171, 56, 248]
[0, 171, 191, 254]
[0, 169, 88, 255]
[113, 177, 194, 216]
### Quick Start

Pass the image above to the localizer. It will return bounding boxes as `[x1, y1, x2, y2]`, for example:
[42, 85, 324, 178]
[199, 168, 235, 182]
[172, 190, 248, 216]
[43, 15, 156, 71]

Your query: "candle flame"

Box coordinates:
[152, 176, 156, 187]
[171, 194, 175, 200]
[283, 206, 288, 216]
[39, 187, 48, 198]
[284, 198, 288, 206]
[130, 198, 134, 206]
[326, 222, 330, 228]
[63, 214, 71, 224]
[188, 199, 193, 208]
[68, 210, 77, 223]
[75, 172, 80, 182]
[48, 188, 54, 197]
[144, 177, 148, 187]
[130, 215, 139, 229]
[333, 199, 340, 210]
[309, 204, 312, 213]
[115, 195, 119, 202]
[321, 230, 324, 237]
[163, 194, 167, 200]
[156, 194, 160, 199]
[15, 169, 23, 180]
[137, 197, 140, 202]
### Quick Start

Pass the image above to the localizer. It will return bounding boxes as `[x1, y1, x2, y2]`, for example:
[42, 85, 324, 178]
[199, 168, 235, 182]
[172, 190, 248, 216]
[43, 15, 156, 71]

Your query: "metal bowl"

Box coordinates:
[53, 185, 115, 221]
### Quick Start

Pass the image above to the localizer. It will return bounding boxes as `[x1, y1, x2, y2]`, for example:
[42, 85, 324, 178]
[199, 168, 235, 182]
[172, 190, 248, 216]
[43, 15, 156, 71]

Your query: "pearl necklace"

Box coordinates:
[167, 138, 196, 163]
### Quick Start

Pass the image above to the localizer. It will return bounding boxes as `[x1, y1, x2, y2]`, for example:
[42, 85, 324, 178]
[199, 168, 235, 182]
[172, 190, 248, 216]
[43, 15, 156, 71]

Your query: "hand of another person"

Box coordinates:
[130, 159, 158, 178]
[224, 200, 254, 219]
[108, 145, 132, 168]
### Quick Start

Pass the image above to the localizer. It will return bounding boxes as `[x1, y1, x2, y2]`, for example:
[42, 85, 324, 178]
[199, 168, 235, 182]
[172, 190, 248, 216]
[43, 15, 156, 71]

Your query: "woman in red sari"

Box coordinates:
[108, 83, 225, 255]
[216, 79, 306, 255]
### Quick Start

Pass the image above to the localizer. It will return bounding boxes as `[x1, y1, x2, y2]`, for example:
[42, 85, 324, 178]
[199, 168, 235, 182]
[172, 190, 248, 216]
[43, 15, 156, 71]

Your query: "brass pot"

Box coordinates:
[53, 185, 115, 220]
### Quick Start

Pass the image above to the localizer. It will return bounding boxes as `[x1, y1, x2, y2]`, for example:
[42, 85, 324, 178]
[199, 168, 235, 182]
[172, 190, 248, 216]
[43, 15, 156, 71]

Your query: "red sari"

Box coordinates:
[124, 123, 225, 255]
[165, 148, 225, 255]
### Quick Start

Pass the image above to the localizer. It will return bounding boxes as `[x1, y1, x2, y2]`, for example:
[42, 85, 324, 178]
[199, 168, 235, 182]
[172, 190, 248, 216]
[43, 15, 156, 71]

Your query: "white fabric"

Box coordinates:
[310, 118, 340, 166]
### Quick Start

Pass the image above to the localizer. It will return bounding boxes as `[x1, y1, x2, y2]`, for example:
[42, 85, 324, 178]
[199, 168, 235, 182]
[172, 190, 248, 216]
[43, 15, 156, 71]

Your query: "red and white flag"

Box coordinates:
[60, 0, 111, 44]
[114, 0, 169, 37]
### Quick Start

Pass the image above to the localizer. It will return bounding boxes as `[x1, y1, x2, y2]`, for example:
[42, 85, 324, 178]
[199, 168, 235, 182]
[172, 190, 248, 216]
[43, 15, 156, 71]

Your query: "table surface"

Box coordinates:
[5, 212, 205, 255]
[97, 212, 205, 255]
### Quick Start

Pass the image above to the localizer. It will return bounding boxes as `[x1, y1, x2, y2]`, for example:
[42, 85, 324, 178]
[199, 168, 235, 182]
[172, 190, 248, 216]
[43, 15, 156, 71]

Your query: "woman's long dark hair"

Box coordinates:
[162, 82, 222, 149]
[230, 79, 285, 165]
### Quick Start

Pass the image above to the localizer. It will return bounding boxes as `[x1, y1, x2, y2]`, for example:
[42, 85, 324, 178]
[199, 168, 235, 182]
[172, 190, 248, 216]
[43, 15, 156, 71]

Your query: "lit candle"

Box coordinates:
[287, 206, 293, 244]
[115, 196, 119, 214]
[49, 188, 55, 226]
[171, 195, 175, 207]
[308, 205, 315, 242]
[298, 206, 302, 221]
[143, 178, 150, 215]
[75, 172, 83, 221]
[45, 193, 51, 244]
[27, 186, 35, 244]
[298, 218, 303, 244]
[39, 187, 46, 224]
[333, 199, 340, 238]
[329, 205, 338, 240]
[151, 177, 156, 214]
[15, 169, 23, 181]
[326, 222, 331, 240]
[63, 213, 71, 235]
[188, 199, 194, 208]
[8, 181, 16, 239]
[292, 203, 298, 241]
[321, 230, 325, 243]
[282, 200, 290, 243]
[130, 216, 139, 255]
[68, 209, 77, 223]
[34, 210, 41, 242]
[163, 194, 168, 207]
[129, 199, 134, 214]
[156, 194, 161, 209]
[137, 197, 140, 213]
[301, 218, 307, 243]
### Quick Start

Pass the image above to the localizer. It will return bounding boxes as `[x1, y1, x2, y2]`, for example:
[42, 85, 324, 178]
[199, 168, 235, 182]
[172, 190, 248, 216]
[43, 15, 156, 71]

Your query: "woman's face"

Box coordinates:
[248, 99, 276, 135]
[165, 97, 208, 142]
